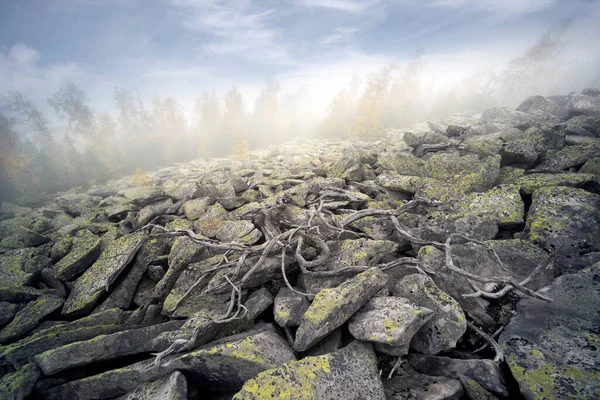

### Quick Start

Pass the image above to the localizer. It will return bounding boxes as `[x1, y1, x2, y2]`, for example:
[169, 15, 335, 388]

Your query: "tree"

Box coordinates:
[353, 65, 396, 138]
[151, 96, 188, 164]
[319, 88, 354, 138]
[48, 83, 97, 138]
[252, 78, 285, 147]
[223, 86, 248, 158]
[194, 91, 221, 158]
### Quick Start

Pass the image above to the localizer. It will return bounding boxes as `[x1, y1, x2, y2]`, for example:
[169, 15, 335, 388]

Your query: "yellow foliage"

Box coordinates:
[133, 168, 153, 186]
[232, 139, 249, 161]
[0, 148, 34, 191]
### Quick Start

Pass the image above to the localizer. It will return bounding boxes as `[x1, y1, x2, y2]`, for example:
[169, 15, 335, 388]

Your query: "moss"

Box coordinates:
[206, 337, 267, 365]
[233, 354, 333, 399]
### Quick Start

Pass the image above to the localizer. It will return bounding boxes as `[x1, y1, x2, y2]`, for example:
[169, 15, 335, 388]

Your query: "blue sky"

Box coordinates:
[1, 0, 599, 114]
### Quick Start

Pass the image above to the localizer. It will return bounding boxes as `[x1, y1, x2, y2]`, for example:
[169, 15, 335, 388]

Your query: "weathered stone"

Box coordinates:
[536, 141, 600, 171]
[147, 264, 166, 282]
[182, 197, 210, 220]
[565, 91, 600, 116]
[349, 296, 433, 356]
[217, 196, 246, 210]
[0, 226, 50, 249]
[525, 186, 600, 274]
[0, 286, 41, 303]
[273, 287, 310, 327]
[62, 233, 146, 316]
[304, 328, 343, 357]
[294, 267, 388, 352]
[244, 287, 274, 320]
[409, 354, 507, 397]
[117, 371, 187, 400]
[0, 308, 127, 366]
[517, 95, 568, 118]
[119, 186, 167, 207]
[415, 213, 498, 244]
[41, 324, 295, 399]
[515, 172, 598, 194]
[481, 107, 559, 129]
[499, 264, 600, 400]
[0, 301, 19, 327]
[194, 203, 230, 238]
[132, 275, 156, 307]
[0, 295, 64, 344]
[0, 362, 40, 400]
[233, 340, 385, 400]
[395, 274, 466, 354]
[500, 125, 565, 167]
[579, 156, 600, 175]
[565, 115, 600, 137]
[216, 220, 262, 244]
[383, 363, 463, 400]
[54, 229, 102, 281]
[50, 234, 72, 261]
[35, 320, 184, 375]
[137, 198, 173, 225]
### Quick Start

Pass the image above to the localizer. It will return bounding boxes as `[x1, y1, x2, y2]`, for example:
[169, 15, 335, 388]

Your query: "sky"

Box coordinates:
[1, 0, 599, 116]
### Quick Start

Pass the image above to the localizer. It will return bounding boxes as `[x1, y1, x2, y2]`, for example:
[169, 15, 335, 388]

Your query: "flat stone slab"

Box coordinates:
[244, 287, 274, 320]
[35, 320, 184, 375]
[233, 341, 385, 400]
[117, 371, 187, 400]
[514, 172, 597, 194]
[349, 296, 433, 356]
[0, 362, 40, 400]
[274, 287, 310, 327]
[294, 267, 388, 352]
[41, 324, 295, 400]
[62, 233, 146, 316]
[54, 229, 101, 281]
[0, 295, 64, 345]
[0, 301, 19, 327]
[383, 363, 463, 400]
[395, 274, 467, 355]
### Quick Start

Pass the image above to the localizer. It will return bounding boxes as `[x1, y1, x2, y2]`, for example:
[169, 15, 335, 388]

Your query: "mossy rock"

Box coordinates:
[118, 371, 187, 400]
[54, 229, 102, 281]
[0, 295, 64, 345]
[233, 341, 385, 400]
[579, 157, 600, 176]
[0, 362, 40, 400]
[515, 172, 598, 194]
[536, 141, 600, 171]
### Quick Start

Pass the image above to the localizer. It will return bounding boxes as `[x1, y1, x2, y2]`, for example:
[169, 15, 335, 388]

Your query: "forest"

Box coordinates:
[0, 23, 595, 205]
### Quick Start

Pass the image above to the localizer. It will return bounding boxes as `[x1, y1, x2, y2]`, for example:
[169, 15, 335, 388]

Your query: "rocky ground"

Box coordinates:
[1, 88, 600, 400]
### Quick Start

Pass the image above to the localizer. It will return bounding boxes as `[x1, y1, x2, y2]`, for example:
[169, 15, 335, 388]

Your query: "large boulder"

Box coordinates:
[0, 295, 64, 345]
[499, 264, 600, 399]
[233, 341, 385, 400]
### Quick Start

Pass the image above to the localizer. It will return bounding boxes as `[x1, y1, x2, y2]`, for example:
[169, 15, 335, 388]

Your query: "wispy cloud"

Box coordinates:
[319, 27, 360, 46]
[167, 0, 294, 64]
[427, 0, 559, 16]
[295, 0, 382, 13]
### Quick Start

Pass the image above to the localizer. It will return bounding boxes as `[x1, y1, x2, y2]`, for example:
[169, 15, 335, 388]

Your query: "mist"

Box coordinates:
[1, 0, 600, 204]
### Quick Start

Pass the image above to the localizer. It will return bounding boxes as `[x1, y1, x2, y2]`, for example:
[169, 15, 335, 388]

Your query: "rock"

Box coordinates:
[579, 156, 600, 175]
[516, 95, 568, 118]
[446, 124, 467, 137]
[244, 287, 274, 320]
[383, 363, 463, 400]
[35, 320, 183, 375]
[409, 353, 507, 397]
[0, 295, 64, 344]
[117, 371, 187, 400]
[0, 301, 19, 327]
[565, 115, 600, 137]
[137, 198, 173, 226]
[132, 276, 156, 307]
[41, 324, 295, 399]
[565, 92, 600, 116]
[294, 267, 388, 352]
[304, 328, 343, 357]
[582, 87, 600, 97]
[53, 229, 102, 281]
[395, 274, 466, 354]
[233, 340, 385, 400]
[415, 213, 498, 244]
[0, 202, 32, 216]
[0, 226, 50, 249]
[147, 264, 166, 282]
[0, 362, 40, 400]
[119, 186, 167, 207]
[0, 309, 128, 366]
[216, 220, 262, 244]
[182, 197, 209, 220]
[418, 246, 495, 327]
[62, 233, 146, 316]
[525, 186, 600, 274]
[194, 203, 230, 238]
[481, 107, 559, 129]
[217, 196, 246, 210]
[514, 172, 598, 194]
[500, 125, 565, 167]
[0, 286, 41, 303]
[95, 239, 167, 312]
[535, 141, 600, 171]
[499, 264, 600, 399]
[349, 296, 433, 356]
[274, 287, 310, 327]
[87, 185, 118, 198]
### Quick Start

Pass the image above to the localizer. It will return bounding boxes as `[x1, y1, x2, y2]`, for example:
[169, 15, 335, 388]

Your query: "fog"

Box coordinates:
[1, 0, 599, 203]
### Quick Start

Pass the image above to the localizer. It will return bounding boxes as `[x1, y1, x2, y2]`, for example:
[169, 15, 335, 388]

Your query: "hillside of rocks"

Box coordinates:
[1, 88, 600, 399]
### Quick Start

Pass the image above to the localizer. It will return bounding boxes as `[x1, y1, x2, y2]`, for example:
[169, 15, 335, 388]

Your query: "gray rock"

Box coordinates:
[244, 287, 274, 320]
[233, 341, 385, 400]
[132, 276, 156, 307]
[35, 320, 184, 375]
[514, 172, 598, 194]
[217, 196, 246, 210]
[194, 203, 230, 238]
[565, 115, 600, 137]
[500, 125, 565, 167]
[481, 107, 559, 130]
[119, 186, 168, 207]
[137, 198, 173, 226]
[41, 324, 295, 399]
[147, 264, 166, 282]
[0, 295, 64, 344]
[499, 264, 600, 399]
[516, 95, 568, 118]
[0, 308, 128, 366]
[535, 141, 600, 171]
[62, 233, 147, 316]
[566, 92, 600, 116]
[349, 296, 433, 356]
[53, 229, 101, 281]
[0, 226, 50, 249]
[182, 197, 209, 220]
[274, 287, 310, 327]
[294, 267, 388, 352]
[117, 371, 187, 400]
[304, 328, 343, 357]
[0, 362, 40, 400]
[525, 186, 600, 274]
[383, 363, 463, 400]
[395, 274, 466, 354]
[216, 220, 262, 244]
[409, 354, 507, 397]
[0, 301, 18, 327]
[580, 156, 600, 175]
[415, 213, 498, 244]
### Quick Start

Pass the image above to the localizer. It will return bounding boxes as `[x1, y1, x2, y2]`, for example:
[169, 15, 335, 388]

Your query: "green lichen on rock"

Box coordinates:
[515, 172, 597, 194]
[579, 156, 600, 176]
[0, 295, 64, 344]
[54, 229, 102, 281]
[0, 362, 40, 400]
